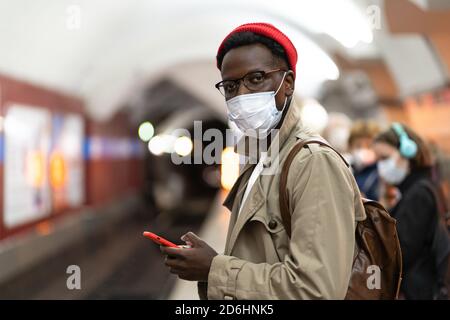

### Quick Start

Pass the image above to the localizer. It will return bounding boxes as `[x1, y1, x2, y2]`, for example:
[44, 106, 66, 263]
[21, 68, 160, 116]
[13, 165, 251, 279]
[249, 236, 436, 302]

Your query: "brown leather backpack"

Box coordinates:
[279, 139, 403, 300]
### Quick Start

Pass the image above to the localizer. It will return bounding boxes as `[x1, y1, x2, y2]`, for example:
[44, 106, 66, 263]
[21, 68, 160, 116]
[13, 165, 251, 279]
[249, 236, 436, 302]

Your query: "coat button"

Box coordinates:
[268, 219, 278, 229]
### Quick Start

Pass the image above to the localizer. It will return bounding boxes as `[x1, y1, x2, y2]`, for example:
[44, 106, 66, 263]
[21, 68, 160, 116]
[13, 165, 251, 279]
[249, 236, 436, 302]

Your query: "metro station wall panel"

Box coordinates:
[0, 75, 144, 240]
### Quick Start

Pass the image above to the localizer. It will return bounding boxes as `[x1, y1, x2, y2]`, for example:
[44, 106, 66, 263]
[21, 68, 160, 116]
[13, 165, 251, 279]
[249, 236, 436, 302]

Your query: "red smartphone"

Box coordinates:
[143, 231, 178, 248]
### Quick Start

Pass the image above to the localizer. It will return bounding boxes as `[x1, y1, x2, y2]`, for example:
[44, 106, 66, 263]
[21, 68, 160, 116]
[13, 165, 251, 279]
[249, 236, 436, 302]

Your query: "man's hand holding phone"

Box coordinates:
[145, 231, 218, 282]
[143, 231, 217, 281]
[143, 231, 179, 247]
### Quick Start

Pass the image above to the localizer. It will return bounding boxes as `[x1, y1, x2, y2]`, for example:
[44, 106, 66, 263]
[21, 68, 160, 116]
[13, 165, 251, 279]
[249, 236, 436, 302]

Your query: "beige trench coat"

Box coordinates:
[198, 99, 366, 300]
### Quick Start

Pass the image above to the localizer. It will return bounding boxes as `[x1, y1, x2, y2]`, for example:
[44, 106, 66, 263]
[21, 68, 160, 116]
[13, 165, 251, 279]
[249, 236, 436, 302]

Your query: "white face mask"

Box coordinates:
[226, 72, 287, 138]
[377, 156, 408, 185]
[227, 119, 244, 145]
[352, 148, 376, 171]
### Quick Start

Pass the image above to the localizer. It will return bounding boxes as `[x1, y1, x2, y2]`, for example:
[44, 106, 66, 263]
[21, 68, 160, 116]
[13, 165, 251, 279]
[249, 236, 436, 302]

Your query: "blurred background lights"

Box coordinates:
[138, 121, 154, 142]
[148, 135, 165, 155]
[300, 98, 329, 134]
[148, 134, 177, 155]
[174, 136, 193, 157]
[220, 147, 240, 191]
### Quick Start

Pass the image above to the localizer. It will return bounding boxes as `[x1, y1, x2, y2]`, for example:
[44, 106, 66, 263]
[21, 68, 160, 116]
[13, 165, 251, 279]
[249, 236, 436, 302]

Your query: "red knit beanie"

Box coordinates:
[217, 22, 298, 77]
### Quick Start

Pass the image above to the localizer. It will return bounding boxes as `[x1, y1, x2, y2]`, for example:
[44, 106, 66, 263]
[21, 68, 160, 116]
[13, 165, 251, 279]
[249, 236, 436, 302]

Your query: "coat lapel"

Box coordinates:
[222, 99, 304, 254]
[225, 177, 265, 254]
[223, 162, 254, 212]
[222, 163, 254, 253]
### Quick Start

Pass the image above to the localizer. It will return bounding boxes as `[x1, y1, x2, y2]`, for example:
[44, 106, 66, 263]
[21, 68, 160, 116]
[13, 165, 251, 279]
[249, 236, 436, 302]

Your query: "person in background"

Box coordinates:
[373, 123, 449, 299]
[428, 140, 450, 231]
[321, 112, 352, 158]
[348, 120, 381, 201]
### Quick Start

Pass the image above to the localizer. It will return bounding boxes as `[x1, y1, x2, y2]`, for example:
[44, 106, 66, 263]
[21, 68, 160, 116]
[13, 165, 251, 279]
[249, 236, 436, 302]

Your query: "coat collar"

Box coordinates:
[223, 97, 303, 212]
[222, 98, 305, 254]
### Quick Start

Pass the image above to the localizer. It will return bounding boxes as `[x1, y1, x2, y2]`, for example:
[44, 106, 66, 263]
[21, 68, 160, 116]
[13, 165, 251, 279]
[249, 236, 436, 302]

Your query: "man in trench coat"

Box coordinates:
[160, 22, 365, 300]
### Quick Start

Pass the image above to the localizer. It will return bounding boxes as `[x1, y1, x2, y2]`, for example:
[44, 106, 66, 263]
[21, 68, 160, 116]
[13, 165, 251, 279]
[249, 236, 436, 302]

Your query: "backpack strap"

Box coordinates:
[279, 138, 349, 238]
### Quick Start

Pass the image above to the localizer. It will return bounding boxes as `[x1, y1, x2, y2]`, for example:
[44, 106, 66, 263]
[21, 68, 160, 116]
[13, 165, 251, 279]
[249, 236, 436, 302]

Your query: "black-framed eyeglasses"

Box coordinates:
[215, 69, 286, 99]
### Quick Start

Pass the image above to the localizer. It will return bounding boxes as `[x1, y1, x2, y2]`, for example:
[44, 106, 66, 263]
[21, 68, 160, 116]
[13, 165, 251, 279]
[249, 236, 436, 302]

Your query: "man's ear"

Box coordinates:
[284, 70, 295, 97]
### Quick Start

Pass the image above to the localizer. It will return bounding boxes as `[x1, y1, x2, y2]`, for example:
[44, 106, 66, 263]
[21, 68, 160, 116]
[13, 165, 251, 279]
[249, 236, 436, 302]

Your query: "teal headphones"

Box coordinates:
[391, 122, 418, 159]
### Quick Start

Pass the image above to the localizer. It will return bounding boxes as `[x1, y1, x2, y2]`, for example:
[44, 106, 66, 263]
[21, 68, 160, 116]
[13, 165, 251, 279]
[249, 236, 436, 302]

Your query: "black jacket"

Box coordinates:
[353, 163, 380, 201]
[391, 169, 439, 299]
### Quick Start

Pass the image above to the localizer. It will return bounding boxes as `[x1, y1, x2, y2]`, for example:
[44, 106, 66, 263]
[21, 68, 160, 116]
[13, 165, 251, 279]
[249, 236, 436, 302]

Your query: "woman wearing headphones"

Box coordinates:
[373, 123, 448, 299]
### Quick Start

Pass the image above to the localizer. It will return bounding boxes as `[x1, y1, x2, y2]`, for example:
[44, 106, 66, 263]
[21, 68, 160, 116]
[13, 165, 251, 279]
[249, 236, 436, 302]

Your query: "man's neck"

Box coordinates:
[266, 96, 292, 147]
